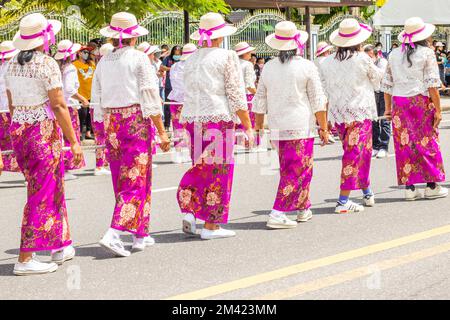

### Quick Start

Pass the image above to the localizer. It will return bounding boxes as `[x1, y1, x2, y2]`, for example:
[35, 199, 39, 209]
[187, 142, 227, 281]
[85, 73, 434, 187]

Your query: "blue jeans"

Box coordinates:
[372, 91, 391, 151]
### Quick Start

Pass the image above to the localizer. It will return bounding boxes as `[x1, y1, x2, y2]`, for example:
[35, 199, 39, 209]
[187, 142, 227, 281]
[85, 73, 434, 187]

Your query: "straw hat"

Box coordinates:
[265, 21, 309, 52]
[0, 41, 19, 62]
[136, 41, 160, 55]
[190, 13, 237, 46]
[330, 18, 372, 48]
[12, 13, 61, 52]
[100, 12, 148, 41]
[99, 43, 114, 57]
[180, 43, 197, 61]
[398, 17, 435, 49]
[54, 39, 81, 61]
[234, 41, 255, 56]
[315, 41, 333, 57]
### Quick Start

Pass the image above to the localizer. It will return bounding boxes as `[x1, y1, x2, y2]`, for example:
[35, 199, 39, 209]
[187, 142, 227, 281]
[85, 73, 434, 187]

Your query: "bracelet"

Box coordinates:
[318, 128, 329, 134]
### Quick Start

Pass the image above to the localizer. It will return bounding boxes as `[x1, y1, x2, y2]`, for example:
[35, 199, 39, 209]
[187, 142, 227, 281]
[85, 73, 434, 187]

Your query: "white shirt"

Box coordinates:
[168, 60, 185, 103]
[319, 52, 383, 125]
[381, 46, 441, 97]
[152, 59, 162, 89]
[62, 64, 80, 108]
[373, 56, 388, 92]
[91, 47, 162, 122]
[253, 56, 327, 140]
[239, 59, 256, 94]
[0, 62, 9, 111]
[181, 48, 247, 124]
[5, 52, 62, 124]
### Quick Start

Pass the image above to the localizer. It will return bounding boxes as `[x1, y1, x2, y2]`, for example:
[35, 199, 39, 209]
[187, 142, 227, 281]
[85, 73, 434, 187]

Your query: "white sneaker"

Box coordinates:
[13, 258, 58, 276]
[94, 167, 111, 176]
[335, 200, 364, 214]
[376, 149, 387, 158]
[200, 227, 236, 240]
[131, 236, 155, 251]
[182, 213, 197, 235]
[267, 212, 297, 229]
[405, 188, 422, 201]
[152, 164, 158, 169]
[424, 185, 448, 200]
[297, 209, 313, 222]
[372, 150, 379, 157]
[99, 234, 130, 257]
[64, 172, 78, 181]
[327, 135, 336, 144]
[363, 194, 375, 207]
[51, 246, 76, 265]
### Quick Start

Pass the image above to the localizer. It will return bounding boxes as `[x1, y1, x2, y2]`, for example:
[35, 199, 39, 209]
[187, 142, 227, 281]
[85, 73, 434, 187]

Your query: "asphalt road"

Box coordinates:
[1, 115, 450, 300]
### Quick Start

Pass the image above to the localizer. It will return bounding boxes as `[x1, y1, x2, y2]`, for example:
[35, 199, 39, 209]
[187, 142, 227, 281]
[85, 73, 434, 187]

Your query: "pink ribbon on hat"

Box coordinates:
[109, 24, 140, 48]
[0, 49, 16, 63]
[236, 45, 251, 53]
[198, 23, 226, 47]
[401, 26, 426, 52]
[182, 50, 196, 54]
[338, 23, 372, 38]
[20, 23, 56, 54]
[316, 45, 330, 57]
[275, 32, 305, 54]
[58, 44, 77, 61]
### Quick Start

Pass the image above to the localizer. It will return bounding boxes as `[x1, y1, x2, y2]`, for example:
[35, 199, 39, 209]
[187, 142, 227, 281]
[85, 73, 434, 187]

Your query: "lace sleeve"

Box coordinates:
[137, 53, 162, 117]
[424, 49, 442, 88]
[306, 64, 327, 114]
[380, 60, 393, 95]
[224, 51, 248, 113]
[317, 63, 329, 100]
[91, 64, 103, 123]
[252, 73, 267, 114]
[243, 62, 256, 90]
[43, 58, 63, 91]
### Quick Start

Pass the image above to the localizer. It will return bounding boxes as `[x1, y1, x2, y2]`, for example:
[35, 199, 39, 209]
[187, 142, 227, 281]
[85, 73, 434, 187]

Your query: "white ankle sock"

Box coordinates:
[105, 228, 119, 240]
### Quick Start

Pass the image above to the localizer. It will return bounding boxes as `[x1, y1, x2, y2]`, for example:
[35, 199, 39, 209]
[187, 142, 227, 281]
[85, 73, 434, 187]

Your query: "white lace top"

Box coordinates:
[181, 48, 247, 123]
[5, 51, 62, 124]
[0, 62, 8, 111]
[239, 59, 256, 94]
[168, 60, 185, 103]
[373, 57, 388, 92]
[91, 47, 162, 122]
[318, 52, 383, 125]
[381, 46, 441, 97]
[253, 56, 327, 140]
[62, 64, 80, 109]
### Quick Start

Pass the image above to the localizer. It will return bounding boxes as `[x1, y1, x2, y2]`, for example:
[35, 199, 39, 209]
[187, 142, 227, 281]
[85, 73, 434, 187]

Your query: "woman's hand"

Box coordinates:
[433, 109, 442, 128]
[318, 128, 329, 146]
[384, 109, 392, 121]
[71, 142, 83, 166]
[80, 97, 90, 108]
[245, 128, 255, 149]
[0, 156, 4, 176]
[159, 132, 171, 152]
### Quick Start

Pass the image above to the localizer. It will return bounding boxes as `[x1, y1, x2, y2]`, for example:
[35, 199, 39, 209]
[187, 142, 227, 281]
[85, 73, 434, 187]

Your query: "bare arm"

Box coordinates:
[429, 87, 442, 128]
[7, 90, 13, 116]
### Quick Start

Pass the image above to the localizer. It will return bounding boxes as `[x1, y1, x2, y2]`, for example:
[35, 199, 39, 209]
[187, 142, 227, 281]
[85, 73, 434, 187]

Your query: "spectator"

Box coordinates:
[161, 45, 182, 130]
[435, 41, 446, 86]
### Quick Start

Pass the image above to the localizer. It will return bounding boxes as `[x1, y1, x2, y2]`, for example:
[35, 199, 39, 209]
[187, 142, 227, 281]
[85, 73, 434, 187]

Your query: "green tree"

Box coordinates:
[3, 0, 230, 28]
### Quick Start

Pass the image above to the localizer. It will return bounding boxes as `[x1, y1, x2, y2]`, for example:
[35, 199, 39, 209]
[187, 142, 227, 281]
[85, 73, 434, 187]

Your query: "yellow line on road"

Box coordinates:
[256, 242, 450, 300]
[166, 224, 450, 300]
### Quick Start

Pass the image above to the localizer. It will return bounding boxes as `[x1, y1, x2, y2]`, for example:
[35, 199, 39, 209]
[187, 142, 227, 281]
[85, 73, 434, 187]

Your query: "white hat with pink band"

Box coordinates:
[54, 39, 81, 61]
[234, 42, 255, 56]
[190, 12, 237, 47]
[180, 43, 197, 61]
[265, 21, 309, 54]
[0, 41, 19, 63]
[398, 17, 435, 52]
[330, 18, 372, 48]
[100, 12, 148, 48]
[315, 41, 333, 57]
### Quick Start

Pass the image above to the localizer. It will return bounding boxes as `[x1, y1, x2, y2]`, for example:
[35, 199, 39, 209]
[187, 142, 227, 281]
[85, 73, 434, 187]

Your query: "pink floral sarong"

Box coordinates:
[0, 112, 20, 172]
[177, 121, 235, 224]
[236, 94, 260, 147]
[170, 103, 188, 149]
[392, 95, 445, 185]
[273, 138, 314, 212]
[105, 105, 153, 237]
[10, 118, 71, 252]
[63, 107, 86, 170]
[90, 109, 108, 168]
[335, 120, 372, 191]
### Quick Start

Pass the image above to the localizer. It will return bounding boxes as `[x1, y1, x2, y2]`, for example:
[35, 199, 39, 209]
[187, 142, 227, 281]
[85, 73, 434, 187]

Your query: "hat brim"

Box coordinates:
[236, 46, 255, 56]
[0, 49, 20, 60]
[397, 24, 435, 45]
[190, 25, 237, 42]
[265, 31, 309, 51]
[99, 25, 149, 39]
[330, 27, 371, 48]
[12, 20, 62, 51]
[54, 43, 82, 60]
[180, 52, 196, 61]
[316, 45, 333, 57]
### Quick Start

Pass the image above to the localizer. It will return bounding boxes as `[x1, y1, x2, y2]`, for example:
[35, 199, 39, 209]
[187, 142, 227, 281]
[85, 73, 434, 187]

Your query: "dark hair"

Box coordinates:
[112, 38, 132, 48]
[17, 50, 36, 66]
[335, 45, 361, 61]
[405, 39, 429, 67]
[278, 49, 297, 64]
[170, 45, 182, 58]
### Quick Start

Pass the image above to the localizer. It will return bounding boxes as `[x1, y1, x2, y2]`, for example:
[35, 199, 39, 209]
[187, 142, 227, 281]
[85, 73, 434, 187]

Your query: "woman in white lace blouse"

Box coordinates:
[92, 12, 170, 257]
[253, 21, 329, 229]
[381, 17, 447, 201]
[319, 18, 383, 214]
[5, 13, 83, 276]
[177, 12, 253, 240]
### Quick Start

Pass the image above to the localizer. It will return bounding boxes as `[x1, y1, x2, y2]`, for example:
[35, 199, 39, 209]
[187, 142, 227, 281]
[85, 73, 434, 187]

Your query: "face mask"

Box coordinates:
[81, 52, 89, 60]
[173, 55, 181, 61]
